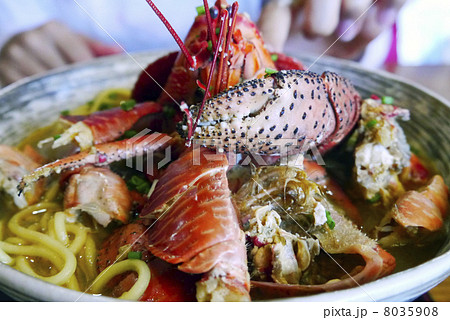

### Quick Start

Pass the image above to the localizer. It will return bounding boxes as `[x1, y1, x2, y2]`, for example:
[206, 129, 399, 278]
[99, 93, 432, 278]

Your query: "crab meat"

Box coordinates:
[0, 145, 43, 208]
[354, 99, 411, 203]
[64, 166, 132, 227]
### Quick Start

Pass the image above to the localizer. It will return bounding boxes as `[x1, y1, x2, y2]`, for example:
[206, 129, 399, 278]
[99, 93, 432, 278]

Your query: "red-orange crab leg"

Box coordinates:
[393, 175, 448, 231]
[19, 133, 173, 193]
[61, 102, 162, 146]
[145, 0, 197, 69]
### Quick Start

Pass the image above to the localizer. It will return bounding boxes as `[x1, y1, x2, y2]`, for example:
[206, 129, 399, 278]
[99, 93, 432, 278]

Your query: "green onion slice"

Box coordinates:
[325, 210, 335, 230]
[366, 119, 378, 129]
[127, 251, 142, 260]
[196, 5, 205, 15]
[368, 193, 381, 203]
[381, 96, 394, 105]
[265, 68, 278, 76]
[120, 99, 136, 111]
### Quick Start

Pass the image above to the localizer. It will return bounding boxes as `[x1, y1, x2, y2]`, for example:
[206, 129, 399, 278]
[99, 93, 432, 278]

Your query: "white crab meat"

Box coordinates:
[64, 166, 131, 227]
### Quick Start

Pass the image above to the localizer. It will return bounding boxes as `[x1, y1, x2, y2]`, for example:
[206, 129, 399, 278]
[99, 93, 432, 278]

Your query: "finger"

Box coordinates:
[258, 0, 293, 52]
[0, 61, 25, 86]
[341, 0, 373, 20]
[336, 0, 373, 41]
[81, 36, 122, 57]
[15, 29, 66, 69]
[302, 0, 342, 38]
[328, 3, 396, 60]
[2, 43, 48, 77]
[40, 21, 95, 63]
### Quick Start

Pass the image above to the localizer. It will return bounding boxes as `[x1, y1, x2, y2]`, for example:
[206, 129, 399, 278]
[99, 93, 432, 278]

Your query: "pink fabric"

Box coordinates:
[384, 23, 398, 65]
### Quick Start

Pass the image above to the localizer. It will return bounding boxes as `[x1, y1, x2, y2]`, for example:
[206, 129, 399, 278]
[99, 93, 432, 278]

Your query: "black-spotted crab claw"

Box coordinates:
[18, 133, 173, 194]
[179, 70, 361, 155]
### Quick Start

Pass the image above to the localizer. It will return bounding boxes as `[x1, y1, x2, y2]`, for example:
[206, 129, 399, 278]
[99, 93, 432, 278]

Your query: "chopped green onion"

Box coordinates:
[108, 92, 118, 99]
[270, 54, 278, 62]
[215, 27, 220, 35]
[60, 110, 70, 116]
[265, 68, 278, 76]
[366, 119, 378, 129]
[99, 103, 112, 111]
[325, 210, 335, 230]
[120, 99, 136, 111]
[163, 105, 176, 119]
[127, 251, 142, 260]
[53, 134, 61, 140]
[381, 96, 394, 105]
[128, 175, 151, 194]
[368, 192, 381, 203]
[196, 5, 205, 15]
[345, 130, 359, 151]
[123, 130, 137, 139]
[207, 40, 213, 52]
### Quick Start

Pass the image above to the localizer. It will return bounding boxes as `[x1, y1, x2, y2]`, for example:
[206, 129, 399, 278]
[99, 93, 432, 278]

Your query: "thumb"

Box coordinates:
[81, 36, 122, 57]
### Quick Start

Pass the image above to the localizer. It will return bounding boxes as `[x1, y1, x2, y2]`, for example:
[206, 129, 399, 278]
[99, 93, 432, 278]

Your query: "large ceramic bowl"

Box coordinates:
[0, 52, 449, 302]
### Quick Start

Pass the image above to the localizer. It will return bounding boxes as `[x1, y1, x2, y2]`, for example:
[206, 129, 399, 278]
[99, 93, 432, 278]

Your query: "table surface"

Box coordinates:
[0, 64, 449, 302]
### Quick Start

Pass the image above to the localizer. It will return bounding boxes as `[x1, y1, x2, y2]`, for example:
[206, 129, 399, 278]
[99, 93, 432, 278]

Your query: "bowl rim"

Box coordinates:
[0, 50, 449, 302]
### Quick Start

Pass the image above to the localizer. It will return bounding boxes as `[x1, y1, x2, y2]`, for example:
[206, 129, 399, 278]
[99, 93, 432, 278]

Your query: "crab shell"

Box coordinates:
[180, 70, 361, 155]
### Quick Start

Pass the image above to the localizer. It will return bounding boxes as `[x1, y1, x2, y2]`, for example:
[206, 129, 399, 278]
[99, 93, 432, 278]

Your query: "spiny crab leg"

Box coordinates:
[18, 133, 173, 193]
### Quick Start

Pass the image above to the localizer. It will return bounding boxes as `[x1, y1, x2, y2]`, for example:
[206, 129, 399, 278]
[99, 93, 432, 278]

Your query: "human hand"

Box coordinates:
[0, 21, 121, 86]
[259, 0, 406, 60]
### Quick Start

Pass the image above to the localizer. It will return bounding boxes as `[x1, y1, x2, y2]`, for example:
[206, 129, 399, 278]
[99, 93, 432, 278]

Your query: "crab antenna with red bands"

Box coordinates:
[145, 0, 197, 69]
[191, 9, 229, 138]
[203, 0, 218, 51]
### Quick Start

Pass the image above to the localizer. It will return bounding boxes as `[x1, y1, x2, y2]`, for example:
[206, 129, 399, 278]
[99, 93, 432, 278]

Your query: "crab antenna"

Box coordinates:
[219, 1, 238, 92]
[203, 0, 217, 51]
[191, 9, 228, 137]
[145, 0, 197, 69]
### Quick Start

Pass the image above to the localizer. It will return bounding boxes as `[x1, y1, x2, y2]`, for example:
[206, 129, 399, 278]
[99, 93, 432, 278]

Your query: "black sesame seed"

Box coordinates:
[259, 128, 264, 134]
[302, 112, 307, 120]
[289, 103, 294, 110]
[275, 134, 282, 140]
[293, 90, 297, 99]
[280, 107, 285, 116]
[270, 125, 276, 131]
[283, 124, 288, 131]
[293, 127, 299, 134]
